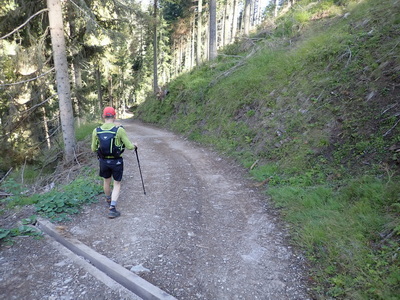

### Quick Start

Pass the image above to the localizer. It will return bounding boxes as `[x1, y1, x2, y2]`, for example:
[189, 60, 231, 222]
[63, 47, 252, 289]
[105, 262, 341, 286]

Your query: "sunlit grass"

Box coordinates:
[75, 122, 99, 141]
[268, 176, 399, 298]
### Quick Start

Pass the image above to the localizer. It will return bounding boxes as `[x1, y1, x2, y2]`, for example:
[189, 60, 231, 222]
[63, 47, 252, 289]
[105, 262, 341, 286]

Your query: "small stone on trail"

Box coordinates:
[130, 264, 150, 274]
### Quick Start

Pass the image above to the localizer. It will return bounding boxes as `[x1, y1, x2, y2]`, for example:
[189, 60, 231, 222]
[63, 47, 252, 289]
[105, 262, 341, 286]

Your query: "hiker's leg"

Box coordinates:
[111, 180, 121, 204]
[108, 180, 121, 218]
[110, 158, 123, 206]
[103, 177, 112, 197]
[100, 159, 113, 200]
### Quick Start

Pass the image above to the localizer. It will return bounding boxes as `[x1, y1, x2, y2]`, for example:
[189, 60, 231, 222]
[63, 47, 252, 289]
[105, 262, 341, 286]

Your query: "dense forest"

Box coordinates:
[1, 0, 399, 299]
[0, 0, 274, 165]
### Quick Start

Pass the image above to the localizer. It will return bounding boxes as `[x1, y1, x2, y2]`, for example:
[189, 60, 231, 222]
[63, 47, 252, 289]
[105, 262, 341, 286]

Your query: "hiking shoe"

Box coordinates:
[108, 207, 121, 219]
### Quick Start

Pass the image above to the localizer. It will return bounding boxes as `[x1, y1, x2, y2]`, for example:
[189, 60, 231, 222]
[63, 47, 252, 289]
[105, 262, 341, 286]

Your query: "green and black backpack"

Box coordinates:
[96, 126, 125, 159]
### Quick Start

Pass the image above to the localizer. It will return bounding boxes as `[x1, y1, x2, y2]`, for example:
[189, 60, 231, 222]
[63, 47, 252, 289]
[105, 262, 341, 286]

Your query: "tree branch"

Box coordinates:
[381, 103, 398, 116]
[0, 168, 13, 185]
[0, 8, 49, 40]
[20, 94, 57, 114]
[208, 46, 258, 88]
[383, 117, 400, 137]
[0, 68, 55, 87]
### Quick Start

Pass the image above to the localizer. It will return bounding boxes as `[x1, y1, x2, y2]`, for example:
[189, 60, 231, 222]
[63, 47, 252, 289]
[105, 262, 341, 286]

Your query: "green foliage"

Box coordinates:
[0, 178, 36, 207]
[1, 177, 24, 196]
[21, 215, 38, 225]
[34, 176, 101, 222]
[294, 10, 311, 24]
[75, 122, 99, 141]
[1, 171, 102, 222]
[20, 165, 40, 184]
[0, 224, 42, 245]
[0, 214, 38, 244]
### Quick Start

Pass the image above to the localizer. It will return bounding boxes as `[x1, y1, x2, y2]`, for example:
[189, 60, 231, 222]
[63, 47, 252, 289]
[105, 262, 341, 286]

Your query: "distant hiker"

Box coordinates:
[156, 86, 169, 101]
[91, 107, 137, 219]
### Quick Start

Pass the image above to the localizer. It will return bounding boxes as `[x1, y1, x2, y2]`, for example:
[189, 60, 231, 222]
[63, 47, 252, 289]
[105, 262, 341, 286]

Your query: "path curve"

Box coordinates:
[66, 119, 310, 299]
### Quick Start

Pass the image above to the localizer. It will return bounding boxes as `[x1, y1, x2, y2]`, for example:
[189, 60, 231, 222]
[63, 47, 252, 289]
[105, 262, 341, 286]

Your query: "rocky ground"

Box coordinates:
[0, 119, 312, 300]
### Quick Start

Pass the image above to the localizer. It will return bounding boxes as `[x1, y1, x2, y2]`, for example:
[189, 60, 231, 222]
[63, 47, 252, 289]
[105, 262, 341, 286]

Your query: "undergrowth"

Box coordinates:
[0, 123, 102, 244]
[0, 216, 42, 246]
[75, 122, 100, 141]
[1, 170, 101, 223]
[32, 174, 101, 221]
[0, 170, 101, 245]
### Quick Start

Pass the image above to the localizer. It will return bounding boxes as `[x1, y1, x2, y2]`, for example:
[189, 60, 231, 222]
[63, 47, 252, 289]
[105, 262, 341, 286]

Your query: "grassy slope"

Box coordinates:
[138, 0, 400, 298]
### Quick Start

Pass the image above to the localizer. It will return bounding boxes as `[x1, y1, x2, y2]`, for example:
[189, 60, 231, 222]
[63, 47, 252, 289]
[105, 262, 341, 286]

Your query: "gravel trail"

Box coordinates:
[0, 119, 311, 300]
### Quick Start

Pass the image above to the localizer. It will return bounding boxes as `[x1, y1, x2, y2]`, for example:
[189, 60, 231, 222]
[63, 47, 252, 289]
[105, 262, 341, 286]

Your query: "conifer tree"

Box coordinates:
[209, 0, 217, 60]
[47, 0, 76, 162]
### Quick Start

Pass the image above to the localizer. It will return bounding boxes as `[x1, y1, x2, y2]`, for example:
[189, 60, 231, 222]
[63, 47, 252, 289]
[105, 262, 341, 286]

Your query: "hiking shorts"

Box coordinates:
[99, 158, 124, 181]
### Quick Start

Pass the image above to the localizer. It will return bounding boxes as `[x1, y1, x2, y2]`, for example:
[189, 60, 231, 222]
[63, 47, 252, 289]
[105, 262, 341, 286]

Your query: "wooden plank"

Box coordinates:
[37, 218, 177, 300]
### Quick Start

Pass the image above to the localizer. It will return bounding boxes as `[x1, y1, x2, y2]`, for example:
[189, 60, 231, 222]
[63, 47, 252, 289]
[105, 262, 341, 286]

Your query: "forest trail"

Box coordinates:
[0, 119, 311, 300]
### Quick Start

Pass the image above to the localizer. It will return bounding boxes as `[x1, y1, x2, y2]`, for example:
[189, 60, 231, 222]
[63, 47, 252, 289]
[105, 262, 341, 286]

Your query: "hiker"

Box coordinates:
[91, 107, 137, 218]
[156, 86, 169, 101]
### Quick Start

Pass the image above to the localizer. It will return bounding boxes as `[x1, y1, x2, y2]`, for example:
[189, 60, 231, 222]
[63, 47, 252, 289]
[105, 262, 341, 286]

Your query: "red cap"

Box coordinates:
[103, 107, 116, 117]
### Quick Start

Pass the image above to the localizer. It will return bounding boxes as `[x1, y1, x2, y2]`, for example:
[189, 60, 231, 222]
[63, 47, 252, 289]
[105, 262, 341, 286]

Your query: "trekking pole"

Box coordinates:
[135, 147, 146, 195]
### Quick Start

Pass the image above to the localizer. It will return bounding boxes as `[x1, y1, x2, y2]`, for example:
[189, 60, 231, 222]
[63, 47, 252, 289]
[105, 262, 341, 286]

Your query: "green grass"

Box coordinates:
[269, 176, 400, 299]
[75, 122, 99, 141]
[137, 0, 400, 298]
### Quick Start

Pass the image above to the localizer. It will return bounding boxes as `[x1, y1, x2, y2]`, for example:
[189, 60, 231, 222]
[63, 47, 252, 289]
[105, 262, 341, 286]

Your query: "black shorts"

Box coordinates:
[99, 158, 124, 181]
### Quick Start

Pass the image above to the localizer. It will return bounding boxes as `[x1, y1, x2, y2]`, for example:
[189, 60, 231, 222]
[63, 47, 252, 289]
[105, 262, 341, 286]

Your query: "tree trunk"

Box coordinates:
[67, 1, 82, 126]
[191, 16, 195, 69]
[72, 61, 82, 126]
[222, 0, 227, 46]
[120, 69, 126, 115]
[185, 37, 191, 71]
[153, 0, 159, 94]
[47, 0, 76, 162]
[253, 0, 259, 26]
[42, 106, 51, 149]
[178, 31, 184, 74]
[274, 0, 279, 17]
[108, 76, 113, 107]
[172, 40, 177, 77]
[243, 0, 251, 36]
[196, 0, 203, 65]
[231, 0, 239, 41]
[250, 0, 255, 26]
[205, 12, 209, 60]
[224, 0, 235, 46]
[95, 64, 102, 112]
[209, 0, 217, 60]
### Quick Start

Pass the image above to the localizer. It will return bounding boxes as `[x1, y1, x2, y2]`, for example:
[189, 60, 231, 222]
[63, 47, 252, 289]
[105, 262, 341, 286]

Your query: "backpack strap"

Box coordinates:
[96, 126, 119, 133]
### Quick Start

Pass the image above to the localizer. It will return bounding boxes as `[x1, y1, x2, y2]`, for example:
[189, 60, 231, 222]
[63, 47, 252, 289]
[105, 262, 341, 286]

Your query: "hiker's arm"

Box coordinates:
[118, 127, 136, 150]
[91, 129, 98, 152]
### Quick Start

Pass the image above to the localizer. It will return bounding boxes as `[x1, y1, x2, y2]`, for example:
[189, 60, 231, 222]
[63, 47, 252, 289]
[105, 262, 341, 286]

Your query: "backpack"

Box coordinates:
[96, 126, 125, 158]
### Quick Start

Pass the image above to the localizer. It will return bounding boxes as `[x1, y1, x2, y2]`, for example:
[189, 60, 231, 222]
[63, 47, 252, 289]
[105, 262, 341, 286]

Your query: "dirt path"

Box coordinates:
[0, 119, 311, 300]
